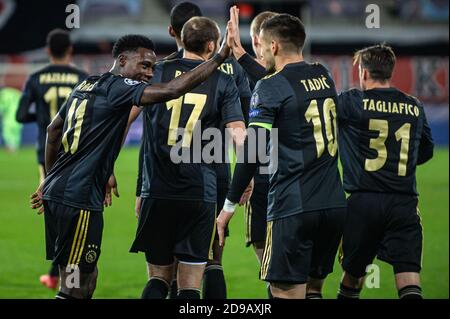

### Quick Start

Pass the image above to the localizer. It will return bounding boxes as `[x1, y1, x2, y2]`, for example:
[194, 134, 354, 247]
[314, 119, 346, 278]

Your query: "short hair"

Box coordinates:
[112, 34, 155, 58]
[46, 29, 72, 58]
[250, 11, 277, 37]
[181, 17, 220, 55]
[354, 44, 396, 82]
[170, 2, 203, 37]
[260, 14, 306, 53]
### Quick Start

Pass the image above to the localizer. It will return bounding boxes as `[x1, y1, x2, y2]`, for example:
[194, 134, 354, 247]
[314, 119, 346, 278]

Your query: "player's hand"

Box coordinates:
[218, 6, 242, 59]
[217, 209, 234, 247]
[218, 29, 231, 59]
[227, 5, 246, 60]
[104, 174, 120, 207]
[30, 181, 45, 215]
[227, 6, 241, 47]
[135, 196, 142, 219]
[239, 179, 254, 205]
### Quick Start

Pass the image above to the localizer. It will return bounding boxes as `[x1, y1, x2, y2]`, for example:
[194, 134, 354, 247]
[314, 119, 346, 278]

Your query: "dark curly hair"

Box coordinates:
[112, 35, 155, 58]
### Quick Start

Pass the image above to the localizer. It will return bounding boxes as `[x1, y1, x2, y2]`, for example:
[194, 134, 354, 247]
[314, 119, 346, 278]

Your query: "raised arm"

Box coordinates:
[227, 6, 267, 84]
[139, 42, 230, 105]
[238, 54, 267, 85]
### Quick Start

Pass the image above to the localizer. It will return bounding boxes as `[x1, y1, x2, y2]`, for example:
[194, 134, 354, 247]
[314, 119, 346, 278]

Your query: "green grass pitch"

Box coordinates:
[0, 147, 448, 299]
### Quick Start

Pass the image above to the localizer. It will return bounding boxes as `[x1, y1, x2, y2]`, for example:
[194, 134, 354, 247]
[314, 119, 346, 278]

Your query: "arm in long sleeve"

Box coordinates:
[240, 96, 250, 125]
[237, 53, 267, 85]
[417, 111, 434, 165]
[226, 127, 269, 203]
[140, 51, 229, 105]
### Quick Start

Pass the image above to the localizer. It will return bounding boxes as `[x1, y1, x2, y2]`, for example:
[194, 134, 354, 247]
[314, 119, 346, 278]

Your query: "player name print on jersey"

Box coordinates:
[300, 75, 332, 92]
[218, 62, 234, 75]
[363, 98, 420, 117]
[39, 72, 81, 85]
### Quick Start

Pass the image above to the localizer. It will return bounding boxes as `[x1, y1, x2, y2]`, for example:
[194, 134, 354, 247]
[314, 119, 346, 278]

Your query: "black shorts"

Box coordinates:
[342, 192, 422, 278]
[44, 200, 103, 273]
[213, 182, 229, 241]
[130, 198, 216, 265]
[260, 208, 346, 284]
[244, 182, 268, 247]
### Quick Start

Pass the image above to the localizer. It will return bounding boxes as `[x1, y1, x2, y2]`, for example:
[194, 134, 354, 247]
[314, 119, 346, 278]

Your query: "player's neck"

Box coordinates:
[183, 51, 208, 62]
[255, 57, 266, 68]
[175, 37, 184, 52]
[109, 60, 121, 76]
[50, 56, 71, 66]
[275, 53, 304, 72]
[364, 80, 391, 90]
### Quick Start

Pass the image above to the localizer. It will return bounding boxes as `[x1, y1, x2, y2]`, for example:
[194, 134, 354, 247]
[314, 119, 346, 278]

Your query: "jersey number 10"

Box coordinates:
[305, 98, 338, 158]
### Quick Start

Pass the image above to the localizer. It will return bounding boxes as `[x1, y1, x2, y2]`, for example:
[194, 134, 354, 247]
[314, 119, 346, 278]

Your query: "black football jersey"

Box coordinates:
[140, 58, 244, 202]
[163, 50, 251, 185]
[337, 88, 434, 195]
[43, 73, 148, 211]
[249, 62, 346, 221]
[18, 64, 88, 164]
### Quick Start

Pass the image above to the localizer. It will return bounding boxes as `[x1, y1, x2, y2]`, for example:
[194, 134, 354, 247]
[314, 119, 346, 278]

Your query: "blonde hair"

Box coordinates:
[250, 11, 278, 37]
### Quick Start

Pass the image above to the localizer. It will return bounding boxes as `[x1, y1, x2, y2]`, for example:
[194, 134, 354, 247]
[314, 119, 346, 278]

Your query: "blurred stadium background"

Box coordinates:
[0, 0, 448, 298]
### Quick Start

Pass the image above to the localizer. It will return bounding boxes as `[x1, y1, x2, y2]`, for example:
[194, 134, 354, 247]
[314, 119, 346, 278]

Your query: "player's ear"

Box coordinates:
[271, 40, 278, 56]
[362, 68, 369, 82]
[168, 26, 176, 38]
[118, 54, 127, 67]
[207, 41, 215, 55]
[252, 35, 259, 48]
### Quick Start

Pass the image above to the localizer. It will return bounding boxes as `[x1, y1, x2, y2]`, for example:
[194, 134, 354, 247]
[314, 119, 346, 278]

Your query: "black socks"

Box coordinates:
[141, 277, 170, 299]
[337, 283, 361, 299]
[202, 264, 226, 299]
[178, 289, 201, 299]
[398, 285, 423, 299]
